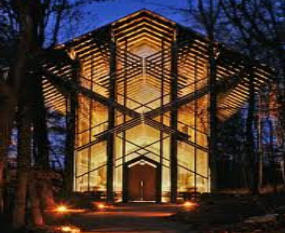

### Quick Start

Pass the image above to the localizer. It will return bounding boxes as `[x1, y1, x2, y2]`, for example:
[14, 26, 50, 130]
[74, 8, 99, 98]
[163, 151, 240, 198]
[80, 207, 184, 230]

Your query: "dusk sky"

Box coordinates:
[60, 0, 195, 42]
[89, 0, 190, 26]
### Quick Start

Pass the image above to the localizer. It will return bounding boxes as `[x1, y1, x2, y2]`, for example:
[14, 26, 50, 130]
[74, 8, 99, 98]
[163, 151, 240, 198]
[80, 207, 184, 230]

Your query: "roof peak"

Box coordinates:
[61, 8, 177, 47]
[111, 8, 176, 27]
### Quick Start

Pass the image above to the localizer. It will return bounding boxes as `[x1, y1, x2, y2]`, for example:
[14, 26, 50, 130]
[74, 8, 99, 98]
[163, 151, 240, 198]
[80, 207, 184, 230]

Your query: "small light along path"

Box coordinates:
[66, 203, 193, 233]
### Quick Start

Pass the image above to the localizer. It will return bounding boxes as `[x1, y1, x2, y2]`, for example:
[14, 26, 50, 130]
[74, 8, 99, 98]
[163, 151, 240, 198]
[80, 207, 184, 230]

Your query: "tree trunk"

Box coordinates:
[268, 118, 278, 193]
[0, 160, 4, 215]
[31, 74, 55, 209]
[40, 179, 55, 209]
[280, 160, 285, 185]
[258, 151, 263, 188]
[13, 105, 32, 228]
[3, 0, 34, 220]
[246, 68, 259, 194]
[257, 106, 263, 188]
[0, 105, 13, 214]
[29, 175, 44, 226]
[0, 79, 17, 215]
[32, 74, 49, 168]
[241, 158, 249, 189]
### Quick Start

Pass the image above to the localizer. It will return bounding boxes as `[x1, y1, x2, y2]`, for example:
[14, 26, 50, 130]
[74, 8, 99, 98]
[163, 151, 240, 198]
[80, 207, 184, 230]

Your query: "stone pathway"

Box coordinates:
[67, 203, 192, 233]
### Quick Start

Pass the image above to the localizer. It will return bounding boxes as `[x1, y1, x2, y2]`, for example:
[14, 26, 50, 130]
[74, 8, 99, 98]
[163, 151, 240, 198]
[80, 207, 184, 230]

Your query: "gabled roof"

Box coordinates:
[43, 9, 273, 119]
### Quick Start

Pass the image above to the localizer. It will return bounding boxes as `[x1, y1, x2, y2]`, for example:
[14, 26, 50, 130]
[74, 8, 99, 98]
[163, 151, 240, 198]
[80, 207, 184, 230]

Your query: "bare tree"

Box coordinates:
[221, 0, 284, 193]
[184, 0, 223, 192]
[221, 0, 285, 149]
[0, 0, 109, 228]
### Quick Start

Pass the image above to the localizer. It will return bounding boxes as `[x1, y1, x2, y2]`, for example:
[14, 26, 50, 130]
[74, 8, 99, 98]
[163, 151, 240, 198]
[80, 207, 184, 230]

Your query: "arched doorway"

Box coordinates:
[123, 156, 161, 202]
[128, 162, 156, 201]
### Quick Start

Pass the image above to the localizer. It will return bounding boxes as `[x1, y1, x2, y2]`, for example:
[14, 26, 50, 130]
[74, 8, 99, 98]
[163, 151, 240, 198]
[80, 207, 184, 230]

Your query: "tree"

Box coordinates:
[0, 0, 33, 218]
[184, 0, 223, 192]
[171, 0, 282, 192]
[220, 0, 284, 193]
[0, 0, 109, 228]
[220, 0, 285, 151]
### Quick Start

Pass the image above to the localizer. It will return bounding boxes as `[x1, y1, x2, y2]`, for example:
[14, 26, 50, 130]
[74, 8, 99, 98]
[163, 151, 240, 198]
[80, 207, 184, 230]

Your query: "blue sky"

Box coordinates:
[89, 0, 190, 27]
[60, 0, 194, 42]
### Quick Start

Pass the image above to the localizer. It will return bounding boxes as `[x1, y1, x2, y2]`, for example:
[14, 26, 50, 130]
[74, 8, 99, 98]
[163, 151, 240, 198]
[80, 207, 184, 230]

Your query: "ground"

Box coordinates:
[62, 203, 192, 233]
[44, 193, 285, 233]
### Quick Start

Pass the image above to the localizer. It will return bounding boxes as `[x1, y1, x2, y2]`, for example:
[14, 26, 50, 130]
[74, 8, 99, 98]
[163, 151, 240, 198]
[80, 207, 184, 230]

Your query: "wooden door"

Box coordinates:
[128, 163, 156, 201]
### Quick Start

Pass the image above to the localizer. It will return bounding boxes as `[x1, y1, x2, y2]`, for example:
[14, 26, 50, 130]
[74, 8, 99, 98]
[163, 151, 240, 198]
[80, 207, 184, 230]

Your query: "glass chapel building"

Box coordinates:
[42, 10, 272, 203]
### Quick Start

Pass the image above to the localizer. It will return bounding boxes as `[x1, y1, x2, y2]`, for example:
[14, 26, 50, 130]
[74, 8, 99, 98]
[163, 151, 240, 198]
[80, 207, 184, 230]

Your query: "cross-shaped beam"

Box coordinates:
[91, 75, 240, 143]
[44, 59, 246, 151]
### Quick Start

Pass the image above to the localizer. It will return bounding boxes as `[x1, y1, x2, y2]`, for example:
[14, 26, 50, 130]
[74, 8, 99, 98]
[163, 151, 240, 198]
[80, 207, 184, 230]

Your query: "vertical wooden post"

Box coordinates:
[122, 164, 128, 203]
[208, 40, 218, 192]
[64, 61, 79, 195]
[157, 40, 165, 203]
[170, 39, 178, 203]
[156, 164, 162, 203]
[87, 54, 95, 191]
[194, 55, 198, 197]
[106, 38, 116, 203]
[122, 39, 128, 203]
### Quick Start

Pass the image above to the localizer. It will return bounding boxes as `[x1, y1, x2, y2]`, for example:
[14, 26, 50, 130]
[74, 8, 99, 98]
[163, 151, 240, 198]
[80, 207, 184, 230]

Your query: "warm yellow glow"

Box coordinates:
[59, 225, 81, 233]
[183, 201, 198, 209]
[61, 226, 72, 232]
[74, 12, 211, 196]
[97, 203, 106, 210]
[56, 205, 68, 213]
[48, 205, 85, 214]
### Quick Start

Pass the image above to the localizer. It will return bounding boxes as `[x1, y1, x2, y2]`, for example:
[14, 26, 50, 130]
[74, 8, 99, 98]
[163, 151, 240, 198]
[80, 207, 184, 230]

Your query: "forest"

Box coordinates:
[0, 0, 284, 232]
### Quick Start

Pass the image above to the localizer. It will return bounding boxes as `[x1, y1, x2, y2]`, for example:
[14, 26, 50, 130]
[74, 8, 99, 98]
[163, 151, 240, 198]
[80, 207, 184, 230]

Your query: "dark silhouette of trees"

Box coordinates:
[220, 0, 284, 193]
[0, 0, 108, 229]
[0, 0, 283, 230]
[185, 0, 223, 192]
[179, 0, 284, 193]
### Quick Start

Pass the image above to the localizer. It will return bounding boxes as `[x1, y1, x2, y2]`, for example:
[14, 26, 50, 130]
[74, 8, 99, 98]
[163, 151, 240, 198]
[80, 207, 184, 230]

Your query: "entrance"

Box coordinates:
[128, 163, 156, 201]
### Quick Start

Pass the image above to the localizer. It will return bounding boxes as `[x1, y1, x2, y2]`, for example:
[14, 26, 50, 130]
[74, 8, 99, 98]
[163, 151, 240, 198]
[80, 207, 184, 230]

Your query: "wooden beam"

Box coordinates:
[122, 40, 128, 203]
[42, 68, 140, 118]
[106, 39, 116, 203]
[170, 39, 178, 203]
[64, 62, 79, 195]
[156, 164, 162, 203]
[145, 76, 240, 119]
[122, 163, 129, 203]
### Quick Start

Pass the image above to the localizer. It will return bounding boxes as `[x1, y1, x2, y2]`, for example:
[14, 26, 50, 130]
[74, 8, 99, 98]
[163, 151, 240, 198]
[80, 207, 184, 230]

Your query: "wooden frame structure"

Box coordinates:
[41, 10, 272, 203]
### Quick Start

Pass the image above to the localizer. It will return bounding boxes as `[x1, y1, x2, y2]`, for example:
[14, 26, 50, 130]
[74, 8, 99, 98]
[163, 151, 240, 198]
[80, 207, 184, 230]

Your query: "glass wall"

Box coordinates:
[74, 34, 210, 199]
[75, 93, 108, 192]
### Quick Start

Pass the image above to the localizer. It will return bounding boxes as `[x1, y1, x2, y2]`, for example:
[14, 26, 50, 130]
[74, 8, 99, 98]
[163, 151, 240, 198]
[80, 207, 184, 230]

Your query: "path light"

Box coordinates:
[93, 202, 115, 210]
[56, 205, 68, 213]
[50, 204, 85, 214]
[97, 203, 106, 210]
[183, 201, 198, 210]
[58, 225, 81, 233]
